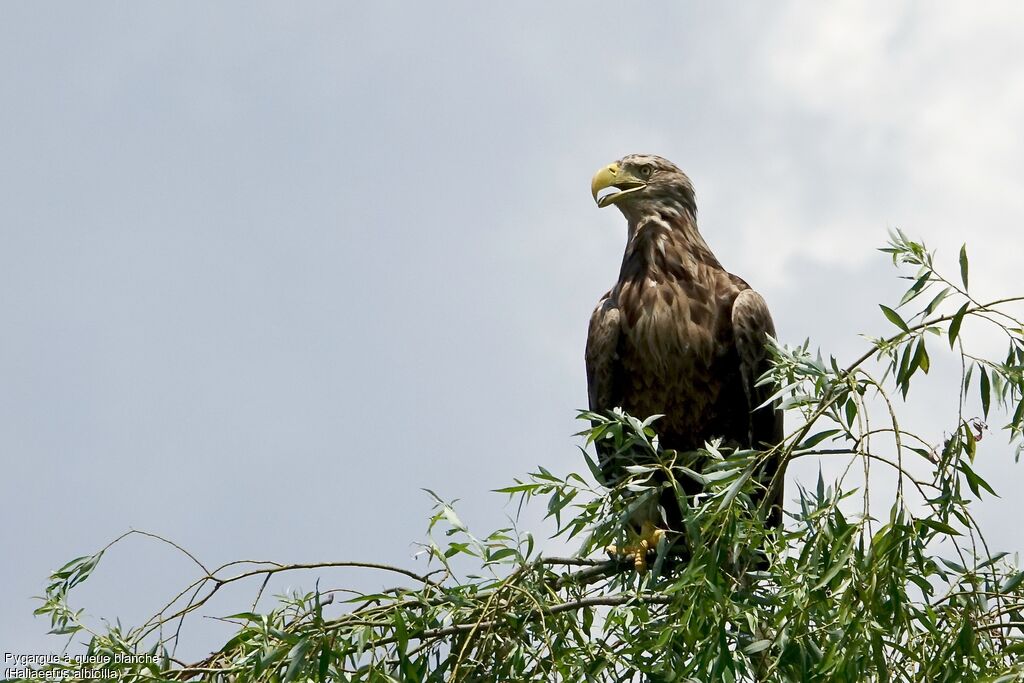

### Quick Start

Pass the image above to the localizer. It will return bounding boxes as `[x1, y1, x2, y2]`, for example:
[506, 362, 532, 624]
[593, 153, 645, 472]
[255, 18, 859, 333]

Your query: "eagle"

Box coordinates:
[586, 154, 785, 570]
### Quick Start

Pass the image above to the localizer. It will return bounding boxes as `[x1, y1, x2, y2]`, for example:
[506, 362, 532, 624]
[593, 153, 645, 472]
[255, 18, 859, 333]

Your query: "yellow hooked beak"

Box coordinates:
[591, 163, 646, 208]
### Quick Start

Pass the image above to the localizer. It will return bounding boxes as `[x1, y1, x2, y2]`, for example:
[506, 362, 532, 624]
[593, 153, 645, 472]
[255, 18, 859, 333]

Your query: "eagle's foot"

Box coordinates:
[605, 521, 666, 573]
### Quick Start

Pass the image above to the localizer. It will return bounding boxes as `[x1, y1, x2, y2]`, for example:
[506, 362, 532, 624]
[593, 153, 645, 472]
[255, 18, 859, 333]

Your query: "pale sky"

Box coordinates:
[4, 2, 1024, 659]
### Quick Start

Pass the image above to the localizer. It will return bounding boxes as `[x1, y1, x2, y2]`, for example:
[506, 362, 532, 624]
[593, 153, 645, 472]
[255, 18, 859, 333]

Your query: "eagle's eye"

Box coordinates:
[638, 165, 653, 179]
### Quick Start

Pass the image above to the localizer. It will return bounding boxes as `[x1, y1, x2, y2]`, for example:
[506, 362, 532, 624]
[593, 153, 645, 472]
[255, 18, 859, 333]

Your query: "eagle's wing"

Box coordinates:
[586, 295, 621, 413]
[731, 288, 786, 526]
[585, 296, 623, 481]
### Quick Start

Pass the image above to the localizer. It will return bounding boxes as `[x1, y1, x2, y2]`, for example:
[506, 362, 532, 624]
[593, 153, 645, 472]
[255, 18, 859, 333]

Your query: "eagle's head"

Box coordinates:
[590, 154, 696, 219]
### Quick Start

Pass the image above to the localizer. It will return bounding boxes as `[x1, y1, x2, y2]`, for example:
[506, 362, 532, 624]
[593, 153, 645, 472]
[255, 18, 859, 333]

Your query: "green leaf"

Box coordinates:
[923, 286, 952, 316]
[899, 274, 930, 307]
[487, 547, 518, 563]
[980, 367, 991, 418]
[493, 483, 538, 495]
[582, 450, 605, 483]
[880, 305, 911, 333]
[797, 429, 842, 451]
[53, 555, 93, 577]
[718, 468, 752, 511]
[914, 338, 930, 374]
[283, 638, 310, 683]
[918, 518, 959, 537]
[742, 639, 772, 655]
[257, 645, 289, 676]
[939, 557, 967, 574]
[896, 342, 917, 397]
[844, 397, 858, 427]
[960, 460, 996, 497]
[948, 302, 969, 348]
[442, 505, 467, 532]
[812, 548, 851, 590]
[1000, 570, 1024, 593]
[959, 243, 969, 290]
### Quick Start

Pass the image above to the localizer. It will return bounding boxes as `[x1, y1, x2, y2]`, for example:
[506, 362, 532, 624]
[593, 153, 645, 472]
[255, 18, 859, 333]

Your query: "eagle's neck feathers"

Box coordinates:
[617, 203, 721, 285]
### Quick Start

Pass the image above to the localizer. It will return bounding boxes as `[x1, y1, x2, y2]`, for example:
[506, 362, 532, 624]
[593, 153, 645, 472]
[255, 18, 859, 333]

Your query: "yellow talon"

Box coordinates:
[605, 521, 666, 573]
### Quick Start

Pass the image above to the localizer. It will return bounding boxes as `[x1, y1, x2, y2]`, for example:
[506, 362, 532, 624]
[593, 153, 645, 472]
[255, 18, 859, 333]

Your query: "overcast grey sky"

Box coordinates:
[4, 2, 1024, 659]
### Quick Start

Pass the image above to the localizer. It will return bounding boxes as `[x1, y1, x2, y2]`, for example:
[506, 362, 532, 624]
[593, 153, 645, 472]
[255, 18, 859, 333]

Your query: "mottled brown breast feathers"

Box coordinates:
[586, 211, 782, 455]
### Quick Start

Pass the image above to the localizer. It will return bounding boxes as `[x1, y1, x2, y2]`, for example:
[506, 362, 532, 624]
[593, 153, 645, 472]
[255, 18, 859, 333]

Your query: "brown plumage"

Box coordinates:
[587, 154, 785, 545]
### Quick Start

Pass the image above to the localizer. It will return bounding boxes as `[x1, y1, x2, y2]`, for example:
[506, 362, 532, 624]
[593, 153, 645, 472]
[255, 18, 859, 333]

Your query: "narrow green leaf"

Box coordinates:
[797, 429, 842, 451]
[899, 274, 930, 307]
[1000, 570, 1024, 593]
[918, 518, 959, 537]
[914, 338, 930, 374]
[901, 341, 921, 396]
[487, 547, 518, 563]
[980, 367, 991, 418]
[895, 344, 914, 396]
[959, 243, 969, 290]
[493, 483, 538, 494]
[977, 551, 1010, 570]
[257, 645, 289, 675]
[53, 555, 93, 576]
[283, 639, 310, 683]
[948, 302, 969, 348]
[812, 549, 851, 590]
[939, 557, 967, 573]
[960, 460, 996, 496]
[844, 397, 858, 427]
[742, 639, 772, 655]
[880, 305, 911, 333]
[719, 469, 752, 511]
[923, 286, 952, 316]
[442, 505, 467, 532]
[582, 449, 605, 484]
[222, 612, 262, 622]
[318, 645, 331, 681]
